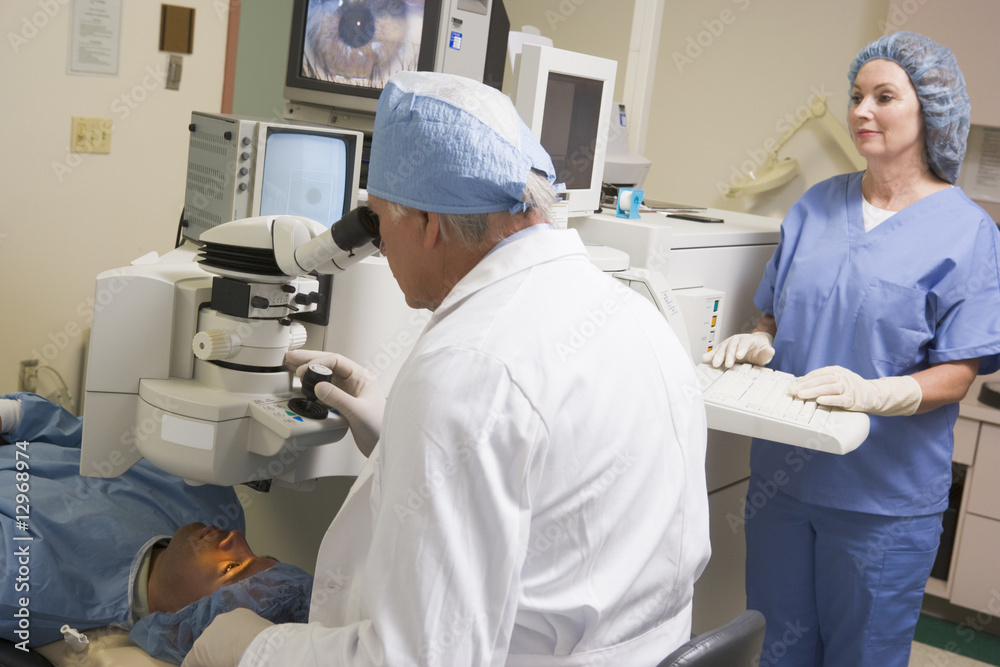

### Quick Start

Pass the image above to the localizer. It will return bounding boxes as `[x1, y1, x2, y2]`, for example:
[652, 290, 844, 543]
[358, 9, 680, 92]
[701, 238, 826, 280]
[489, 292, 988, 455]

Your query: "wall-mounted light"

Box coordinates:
[726, 96, 866, 197]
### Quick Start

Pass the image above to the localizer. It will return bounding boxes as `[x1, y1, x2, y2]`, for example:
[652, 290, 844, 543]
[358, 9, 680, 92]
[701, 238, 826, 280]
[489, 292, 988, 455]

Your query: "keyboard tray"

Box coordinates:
[696, 363, 870, 455]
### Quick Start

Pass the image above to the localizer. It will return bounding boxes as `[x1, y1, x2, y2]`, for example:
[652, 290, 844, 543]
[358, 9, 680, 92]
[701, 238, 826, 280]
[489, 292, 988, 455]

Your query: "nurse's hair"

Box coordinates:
[384, 169, 557, 249]
[848, 31, 971, 184]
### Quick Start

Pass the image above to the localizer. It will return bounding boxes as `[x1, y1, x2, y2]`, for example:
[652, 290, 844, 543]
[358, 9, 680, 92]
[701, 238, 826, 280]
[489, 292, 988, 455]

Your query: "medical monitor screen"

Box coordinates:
[293, 0, 437, 96]
[259, 130, 351, 228]
[541, 72, 603, 190]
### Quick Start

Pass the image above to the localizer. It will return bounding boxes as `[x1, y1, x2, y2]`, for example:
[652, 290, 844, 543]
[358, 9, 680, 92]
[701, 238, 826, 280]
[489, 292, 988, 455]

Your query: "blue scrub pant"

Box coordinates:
[744, 474, 942, 667]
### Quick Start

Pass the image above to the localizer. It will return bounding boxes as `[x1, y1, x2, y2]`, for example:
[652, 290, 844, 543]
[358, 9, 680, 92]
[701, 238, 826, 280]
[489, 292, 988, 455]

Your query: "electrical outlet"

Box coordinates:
[70, 116, 112, 154]
[18, 360, 38, 393]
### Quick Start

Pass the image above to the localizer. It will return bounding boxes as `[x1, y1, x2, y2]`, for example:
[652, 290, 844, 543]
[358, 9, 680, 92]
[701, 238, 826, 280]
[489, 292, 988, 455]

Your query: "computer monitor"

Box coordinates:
[181, 112, 364, 243]
[283, 0, 509, 133]
[512, 44, 617, 218]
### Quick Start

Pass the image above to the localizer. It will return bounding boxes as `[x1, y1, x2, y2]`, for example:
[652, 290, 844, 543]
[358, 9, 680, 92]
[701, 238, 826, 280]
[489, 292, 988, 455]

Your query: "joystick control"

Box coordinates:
[288, 364, 334, 420]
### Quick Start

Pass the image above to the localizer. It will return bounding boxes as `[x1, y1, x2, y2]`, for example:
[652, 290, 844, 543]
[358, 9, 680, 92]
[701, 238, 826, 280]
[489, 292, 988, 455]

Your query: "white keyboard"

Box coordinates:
[695, 363, 870, 455]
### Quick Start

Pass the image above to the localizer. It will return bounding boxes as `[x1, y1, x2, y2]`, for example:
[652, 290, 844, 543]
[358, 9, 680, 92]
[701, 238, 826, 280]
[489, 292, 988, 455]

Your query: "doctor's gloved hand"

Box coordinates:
[181, 608, 272, 667]
[790, 366, 923, 416]
[702, 332, 775, 369]
[286, 349, 385, 457]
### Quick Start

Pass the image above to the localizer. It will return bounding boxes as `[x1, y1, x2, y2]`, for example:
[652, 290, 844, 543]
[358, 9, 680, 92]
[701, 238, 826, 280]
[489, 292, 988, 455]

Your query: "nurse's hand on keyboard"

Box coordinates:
[702, 332, 775, 369]
[790, 366, 923, 417]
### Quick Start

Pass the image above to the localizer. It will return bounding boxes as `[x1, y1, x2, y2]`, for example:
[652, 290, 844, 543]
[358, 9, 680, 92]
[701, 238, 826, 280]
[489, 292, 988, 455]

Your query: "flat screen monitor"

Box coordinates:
[182, 112, 363, 243]
[284, 0, 509, 129]
[513, 44, 617, 218]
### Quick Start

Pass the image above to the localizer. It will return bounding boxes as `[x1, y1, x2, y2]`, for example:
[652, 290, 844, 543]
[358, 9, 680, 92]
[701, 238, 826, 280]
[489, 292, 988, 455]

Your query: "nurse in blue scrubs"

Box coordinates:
[706, 32, 1000, 667]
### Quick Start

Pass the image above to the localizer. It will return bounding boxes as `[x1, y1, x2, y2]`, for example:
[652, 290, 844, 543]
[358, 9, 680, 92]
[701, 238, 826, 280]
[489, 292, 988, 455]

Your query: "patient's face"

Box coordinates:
[147, 522, 279, 614]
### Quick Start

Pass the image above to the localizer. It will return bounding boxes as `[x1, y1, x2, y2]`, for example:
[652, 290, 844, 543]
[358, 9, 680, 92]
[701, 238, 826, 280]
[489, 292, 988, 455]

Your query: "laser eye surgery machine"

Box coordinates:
[80, 207, 382, 487]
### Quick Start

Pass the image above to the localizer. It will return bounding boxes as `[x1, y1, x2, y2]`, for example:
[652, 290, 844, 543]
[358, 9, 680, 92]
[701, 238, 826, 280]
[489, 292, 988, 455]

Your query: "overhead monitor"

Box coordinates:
[181, 112, 364, 243]
[283, 0, 509, 135]
[512, 44, 617, 218]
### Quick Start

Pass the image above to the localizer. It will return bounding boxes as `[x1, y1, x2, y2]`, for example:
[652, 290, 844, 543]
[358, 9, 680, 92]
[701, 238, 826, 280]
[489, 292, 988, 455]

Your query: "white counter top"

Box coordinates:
[959, 372, 1000, 427]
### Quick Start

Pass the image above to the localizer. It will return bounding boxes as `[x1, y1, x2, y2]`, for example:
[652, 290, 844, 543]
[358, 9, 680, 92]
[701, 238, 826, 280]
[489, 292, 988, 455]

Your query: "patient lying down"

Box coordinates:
[0, 393, 311, 664]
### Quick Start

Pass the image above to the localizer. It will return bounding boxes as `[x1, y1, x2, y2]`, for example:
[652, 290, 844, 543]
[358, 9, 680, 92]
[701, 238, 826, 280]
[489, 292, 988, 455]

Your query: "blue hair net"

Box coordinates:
[366, 71, 559, 215]
[847, 31, 970, 184]
[128, 562, 312, 665]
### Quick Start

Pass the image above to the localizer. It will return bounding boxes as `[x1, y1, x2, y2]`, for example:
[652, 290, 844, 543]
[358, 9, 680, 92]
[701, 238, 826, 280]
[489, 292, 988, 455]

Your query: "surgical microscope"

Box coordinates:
[80, 208, 380, 487]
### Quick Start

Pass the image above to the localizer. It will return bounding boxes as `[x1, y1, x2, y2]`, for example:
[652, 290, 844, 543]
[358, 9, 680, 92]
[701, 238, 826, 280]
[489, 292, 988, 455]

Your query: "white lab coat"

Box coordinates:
[241, 227, 710, 667]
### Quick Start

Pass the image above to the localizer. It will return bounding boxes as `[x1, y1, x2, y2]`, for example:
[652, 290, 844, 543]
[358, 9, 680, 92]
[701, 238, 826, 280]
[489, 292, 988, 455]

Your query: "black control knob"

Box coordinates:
[294, 291, 321, 305]
[302, 364, 333, 402]
[288, 364, 335, 420]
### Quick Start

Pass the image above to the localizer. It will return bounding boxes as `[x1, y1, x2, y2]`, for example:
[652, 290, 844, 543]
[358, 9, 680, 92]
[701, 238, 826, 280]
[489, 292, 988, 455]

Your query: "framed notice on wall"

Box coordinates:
[69, 0, 122, 75]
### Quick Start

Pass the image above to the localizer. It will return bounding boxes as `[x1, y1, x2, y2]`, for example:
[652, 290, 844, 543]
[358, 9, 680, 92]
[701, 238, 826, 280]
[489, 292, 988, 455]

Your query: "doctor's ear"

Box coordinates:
[422, 212, 442, 249]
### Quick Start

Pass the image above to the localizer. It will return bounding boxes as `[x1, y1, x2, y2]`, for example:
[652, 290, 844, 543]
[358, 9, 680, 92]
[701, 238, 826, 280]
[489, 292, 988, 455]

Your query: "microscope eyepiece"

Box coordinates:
[291, 206, 382, 275]
[331, 206, 380, 253]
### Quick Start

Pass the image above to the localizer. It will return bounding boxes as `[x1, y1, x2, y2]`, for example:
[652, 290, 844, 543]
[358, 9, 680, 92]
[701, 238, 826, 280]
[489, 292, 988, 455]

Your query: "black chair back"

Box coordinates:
[657, 610, 766, 667]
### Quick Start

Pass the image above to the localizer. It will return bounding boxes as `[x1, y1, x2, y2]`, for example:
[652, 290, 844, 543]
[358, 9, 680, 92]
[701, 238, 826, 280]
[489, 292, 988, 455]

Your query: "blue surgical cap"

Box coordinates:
[128, 562, 312, 665]
[366, 71, 558, 215]
[848, 31, 971, 184]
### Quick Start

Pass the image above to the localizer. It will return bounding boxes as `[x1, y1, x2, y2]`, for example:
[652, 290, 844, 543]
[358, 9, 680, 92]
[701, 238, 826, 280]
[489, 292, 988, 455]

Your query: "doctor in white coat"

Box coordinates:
[185, 71, 710, 667]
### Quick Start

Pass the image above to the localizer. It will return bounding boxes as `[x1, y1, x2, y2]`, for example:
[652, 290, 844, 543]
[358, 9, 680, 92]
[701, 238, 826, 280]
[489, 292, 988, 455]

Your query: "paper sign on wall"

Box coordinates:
[69, 0, 122, 75]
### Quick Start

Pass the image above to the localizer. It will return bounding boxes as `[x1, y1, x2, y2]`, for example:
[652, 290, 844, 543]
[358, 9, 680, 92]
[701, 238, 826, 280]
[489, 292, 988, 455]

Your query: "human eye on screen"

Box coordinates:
[304, 0, 425, 89]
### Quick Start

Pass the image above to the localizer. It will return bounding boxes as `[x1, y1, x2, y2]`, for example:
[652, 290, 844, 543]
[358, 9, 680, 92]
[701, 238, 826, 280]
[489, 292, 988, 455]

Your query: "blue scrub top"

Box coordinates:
[0, 393, 244, 647]
[753, 172, 1000, 516]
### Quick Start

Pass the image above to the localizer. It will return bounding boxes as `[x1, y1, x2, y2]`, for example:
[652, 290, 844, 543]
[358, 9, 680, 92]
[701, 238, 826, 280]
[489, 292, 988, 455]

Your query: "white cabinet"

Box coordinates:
[950, 514, 1000, 614]
[692, 478, 749, 634]
[948, 422, 1000, 612]
[928, 412, 1000, 614]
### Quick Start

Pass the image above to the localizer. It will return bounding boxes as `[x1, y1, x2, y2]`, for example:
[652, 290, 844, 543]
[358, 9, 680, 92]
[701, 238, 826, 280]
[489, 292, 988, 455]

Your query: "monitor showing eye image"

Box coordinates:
[284, 0, 509, 127]
[300, 0, 429, 90]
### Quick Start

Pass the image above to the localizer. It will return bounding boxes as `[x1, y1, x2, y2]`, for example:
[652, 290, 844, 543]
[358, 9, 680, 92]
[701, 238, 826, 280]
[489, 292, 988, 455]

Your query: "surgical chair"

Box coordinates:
[657, 610, 765, 667]
[0, 639, 55, 667]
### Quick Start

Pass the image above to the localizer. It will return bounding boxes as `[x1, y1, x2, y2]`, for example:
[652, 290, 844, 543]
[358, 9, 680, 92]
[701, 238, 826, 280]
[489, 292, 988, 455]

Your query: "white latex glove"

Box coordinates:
[285, 349, 385, 457]
[790, 366, 923, 416]
[702, 332, 775, 369]
[181, 608, 272, 667]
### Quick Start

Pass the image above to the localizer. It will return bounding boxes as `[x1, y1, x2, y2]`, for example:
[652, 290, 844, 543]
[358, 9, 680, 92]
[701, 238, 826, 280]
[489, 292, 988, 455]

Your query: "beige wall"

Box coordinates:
[502, 0, 634, 104]
[231, 0, 895, 224]
[501, 0, 890, 219]
[1, 1, 230, 405]
[231, 0, 294, 118]
[647, 0, 888, 218]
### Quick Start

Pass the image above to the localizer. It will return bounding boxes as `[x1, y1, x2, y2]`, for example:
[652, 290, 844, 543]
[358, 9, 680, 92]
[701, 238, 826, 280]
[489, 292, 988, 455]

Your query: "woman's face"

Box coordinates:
[849, 58, 926, 171]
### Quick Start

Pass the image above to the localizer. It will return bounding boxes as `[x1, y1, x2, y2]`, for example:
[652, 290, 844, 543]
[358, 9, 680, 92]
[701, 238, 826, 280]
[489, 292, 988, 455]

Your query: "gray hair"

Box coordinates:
[383, 170, 557, 248]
